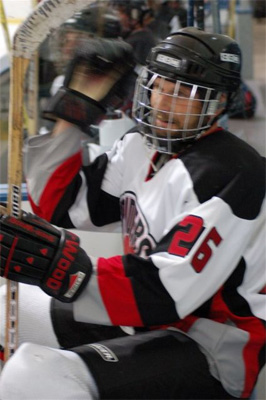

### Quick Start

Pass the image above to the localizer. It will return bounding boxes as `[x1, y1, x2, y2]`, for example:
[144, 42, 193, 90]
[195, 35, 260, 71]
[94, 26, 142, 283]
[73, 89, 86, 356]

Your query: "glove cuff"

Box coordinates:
[42, 87, 106, 133]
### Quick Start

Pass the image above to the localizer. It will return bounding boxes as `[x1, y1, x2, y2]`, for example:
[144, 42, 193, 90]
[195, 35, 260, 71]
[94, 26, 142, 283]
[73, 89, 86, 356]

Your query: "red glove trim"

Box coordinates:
[4, 236, 18, 278]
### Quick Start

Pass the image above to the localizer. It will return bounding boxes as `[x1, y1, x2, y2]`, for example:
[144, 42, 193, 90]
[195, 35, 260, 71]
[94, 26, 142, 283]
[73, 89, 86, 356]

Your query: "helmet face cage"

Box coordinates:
[133, 67, 222, 154]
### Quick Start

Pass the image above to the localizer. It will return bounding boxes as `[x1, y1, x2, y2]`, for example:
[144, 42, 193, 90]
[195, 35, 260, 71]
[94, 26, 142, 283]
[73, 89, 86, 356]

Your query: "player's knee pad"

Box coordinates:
[0, 343, 99, 400]
[0, 283, 59, 351]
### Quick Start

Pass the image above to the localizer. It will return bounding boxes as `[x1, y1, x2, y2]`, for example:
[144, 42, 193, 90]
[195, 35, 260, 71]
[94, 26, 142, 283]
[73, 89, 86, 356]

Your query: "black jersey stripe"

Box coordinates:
[51, 173, 82, 228]
[123, 254, 180, 326]
[83, 153, 121, 226]
[180, 130, 265, 220]
[222, 257, 266, 324]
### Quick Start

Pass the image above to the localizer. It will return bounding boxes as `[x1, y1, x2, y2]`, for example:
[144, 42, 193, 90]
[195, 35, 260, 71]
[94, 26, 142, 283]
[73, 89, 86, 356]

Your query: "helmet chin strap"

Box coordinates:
[143, 133, 198, 155]
[204, 110, 226, 133]
[201, 93, 228, 135]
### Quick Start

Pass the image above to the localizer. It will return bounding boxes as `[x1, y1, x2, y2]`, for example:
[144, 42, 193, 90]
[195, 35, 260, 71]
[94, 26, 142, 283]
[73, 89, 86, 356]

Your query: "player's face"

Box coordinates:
[150, 77, 204, 138]
[62, 31, 85, 62]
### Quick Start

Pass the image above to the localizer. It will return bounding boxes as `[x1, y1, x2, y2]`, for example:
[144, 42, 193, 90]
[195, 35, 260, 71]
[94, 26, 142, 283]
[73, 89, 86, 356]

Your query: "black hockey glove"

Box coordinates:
[0, 211, 92, 302]
[43, 38, 135, 133]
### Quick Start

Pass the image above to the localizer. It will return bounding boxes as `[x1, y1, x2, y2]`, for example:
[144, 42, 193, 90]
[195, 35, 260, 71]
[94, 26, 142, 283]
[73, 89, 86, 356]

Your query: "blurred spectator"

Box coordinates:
[152, 0, 187, 36]
[112, 0, 157, 66]
[155, 0, 175, 27]
[142, 7, 170, 41]
[168, 0, 187, 31]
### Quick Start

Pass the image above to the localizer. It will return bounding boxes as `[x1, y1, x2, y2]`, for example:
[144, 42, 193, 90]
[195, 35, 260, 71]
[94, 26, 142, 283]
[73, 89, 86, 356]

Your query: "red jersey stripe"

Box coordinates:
[38, 152, 82, 222]
[98, 256, 143, 327]
[27, 192, 43, 219]
[210, 289, 266, 398]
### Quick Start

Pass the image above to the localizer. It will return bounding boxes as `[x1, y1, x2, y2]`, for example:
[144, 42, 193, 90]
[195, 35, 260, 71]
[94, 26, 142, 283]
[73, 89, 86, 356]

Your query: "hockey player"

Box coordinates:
[0, 28, 265, 399]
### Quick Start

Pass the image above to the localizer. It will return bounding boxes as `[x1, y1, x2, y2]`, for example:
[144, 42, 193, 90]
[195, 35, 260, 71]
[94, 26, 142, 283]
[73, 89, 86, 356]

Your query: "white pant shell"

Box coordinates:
[0, 343, 99, 400]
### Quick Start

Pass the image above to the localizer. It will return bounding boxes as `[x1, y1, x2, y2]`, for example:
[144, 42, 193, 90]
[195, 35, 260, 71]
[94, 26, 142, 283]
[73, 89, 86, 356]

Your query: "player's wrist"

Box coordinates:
[43, 87, 106, 135]
[51, 119, 76, 137]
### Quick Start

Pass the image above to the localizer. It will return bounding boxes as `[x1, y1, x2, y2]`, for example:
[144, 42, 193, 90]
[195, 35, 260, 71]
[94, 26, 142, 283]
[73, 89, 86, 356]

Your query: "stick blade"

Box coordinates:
[13, 0, 95, 58]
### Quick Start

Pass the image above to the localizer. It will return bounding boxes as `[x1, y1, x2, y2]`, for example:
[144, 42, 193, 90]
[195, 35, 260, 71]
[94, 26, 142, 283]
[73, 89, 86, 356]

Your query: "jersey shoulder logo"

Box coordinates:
[120, 191, 156, 258]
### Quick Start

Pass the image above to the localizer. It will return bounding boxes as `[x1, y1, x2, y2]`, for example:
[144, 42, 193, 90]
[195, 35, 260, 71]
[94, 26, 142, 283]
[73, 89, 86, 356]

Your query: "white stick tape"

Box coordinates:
[13, 0, 94, 58]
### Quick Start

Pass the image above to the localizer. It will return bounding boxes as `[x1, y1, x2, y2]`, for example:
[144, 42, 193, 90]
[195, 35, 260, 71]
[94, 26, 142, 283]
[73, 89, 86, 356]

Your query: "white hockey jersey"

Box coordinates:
[24, 126, 266, 398]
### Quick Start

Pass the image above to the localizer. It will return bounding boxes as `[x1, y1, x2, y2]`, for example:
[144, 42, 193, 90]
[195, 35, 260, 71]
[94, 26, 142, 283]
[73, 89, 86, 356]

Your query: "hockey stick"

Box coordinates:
[4, 0, 95, 362]
[27, 0, 41, 136]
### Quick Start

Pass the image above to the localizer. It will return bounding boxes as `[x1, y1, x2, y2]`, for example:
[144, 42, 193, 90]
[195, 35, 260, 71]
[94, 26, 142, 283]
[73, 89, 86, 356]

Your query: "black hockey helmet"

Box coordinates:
[63, 4, 122, 39]
[132, 27, 242, 154]
[146, 27, 242, 92]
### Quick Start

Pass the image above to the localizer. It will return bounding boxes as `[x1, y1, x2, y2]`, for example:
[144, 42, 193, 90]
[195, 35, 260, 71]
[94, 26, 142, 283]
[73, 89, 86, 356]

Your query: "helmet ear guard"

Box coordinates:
[133, 27, 242, 154]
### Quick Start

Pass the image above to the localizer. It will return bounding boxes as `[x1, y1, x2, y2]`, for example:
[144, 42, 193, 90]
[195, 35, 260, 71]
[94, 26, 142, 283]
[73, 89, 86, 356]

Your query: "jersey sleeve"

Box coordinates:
[23, 127, 125, 230]
[24, 126, 86, 225]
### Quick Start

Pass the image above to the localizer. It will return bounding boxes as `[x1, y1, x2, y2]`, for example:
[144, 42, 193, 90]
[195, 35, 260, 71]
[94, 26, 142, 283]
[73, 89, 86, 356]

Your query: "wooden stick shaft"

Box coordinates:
[27, 52, 39, 135]
[4, 281, 19, 359]
[27, 0, 40, 136]
[5, 56, 29, 361]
